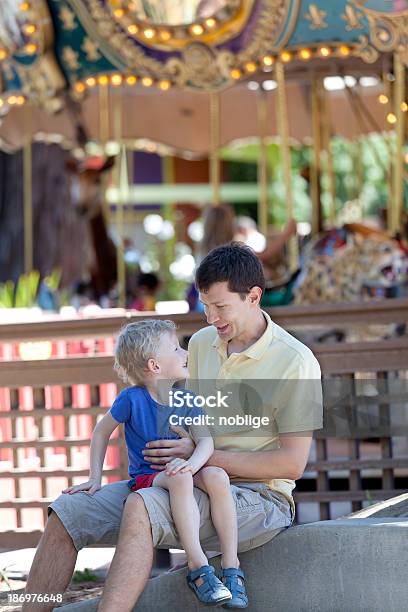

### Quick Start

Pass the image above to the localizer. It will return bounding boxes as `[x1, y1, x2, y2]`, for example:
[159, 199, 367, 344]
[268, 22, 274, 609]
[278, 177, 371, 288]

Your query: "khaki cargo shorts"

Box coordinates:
[48, 480, 293, 553]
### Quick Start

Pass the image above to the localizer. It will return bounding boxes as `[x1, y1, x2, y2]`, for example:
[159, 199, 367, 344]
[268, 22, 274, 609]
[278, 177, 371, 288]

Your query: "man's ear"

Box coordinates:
[248, 286, 262, 305]
[147, 358, 160, 374]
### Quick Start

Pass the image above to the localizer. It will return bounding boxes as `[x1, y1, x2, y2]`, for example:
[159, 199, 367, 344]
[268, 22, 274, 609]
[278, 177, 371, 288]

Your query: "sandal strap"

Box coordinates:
[220, 567, 245, 580]
[187, 564, 215, 583]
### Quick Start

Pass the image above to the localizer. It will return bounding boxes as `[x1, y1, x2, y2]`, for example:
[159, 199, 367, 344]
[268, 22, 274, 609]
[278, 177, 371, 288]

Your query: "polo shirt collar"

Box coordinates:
[211, 310, 274, 360]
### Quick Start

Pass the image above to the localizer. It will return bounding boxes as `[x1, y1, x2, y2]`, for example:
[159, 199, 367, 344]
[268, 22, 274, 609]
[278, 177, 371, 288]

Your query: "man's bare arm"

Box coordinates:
[205, 435, 313, 481]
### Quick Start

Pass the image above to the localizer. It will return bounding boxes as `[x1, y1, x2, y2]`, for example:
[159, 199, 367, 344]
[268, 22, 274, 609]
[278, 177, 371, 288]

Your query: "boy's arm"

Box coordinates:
[63, 413, 119, 495]
[165, 424, 214, 476]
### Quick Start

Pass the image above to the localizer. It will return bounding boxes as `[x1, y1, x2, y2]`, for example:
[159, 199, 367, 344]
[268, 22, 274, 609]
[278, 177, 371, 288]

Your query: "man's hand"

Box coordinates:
[142, 425, 195, 471]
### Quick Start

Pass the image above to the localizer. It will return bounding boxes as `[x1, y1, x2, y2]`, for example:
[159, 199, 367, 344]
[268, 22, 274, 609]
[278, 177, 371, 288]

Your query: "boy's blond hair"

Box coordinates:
[114, 319, 176, 385]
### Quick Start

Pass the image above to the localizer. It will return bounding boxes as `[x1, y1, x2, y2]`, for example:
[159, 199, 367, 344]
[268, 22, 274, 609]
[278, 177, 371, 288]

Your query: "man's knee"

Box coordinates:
[124, 492, 150, 521]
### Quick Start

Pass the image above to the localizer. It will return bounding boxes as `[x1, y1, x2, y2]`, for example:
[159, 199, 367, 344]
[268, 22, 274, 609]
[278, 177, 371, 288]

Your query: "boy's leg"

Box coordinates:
[153, 472, 208, 571]
[22, 511, 77, 612]
[194, 467, 239, 569]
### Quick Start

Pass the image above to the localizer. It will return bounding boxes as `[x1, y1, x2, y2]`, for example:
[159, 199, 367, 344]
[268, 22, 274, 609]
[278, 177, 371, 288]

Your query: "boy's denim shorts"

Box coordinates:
[48, 480, 294, 553]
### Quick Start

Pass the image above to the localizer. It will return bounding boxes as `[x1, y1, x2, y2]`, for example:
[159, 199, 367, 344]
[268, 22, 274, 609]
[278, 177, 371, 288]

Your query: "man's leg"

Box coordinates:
[98, 493, 154, 612]
[22, 511, 77, 612]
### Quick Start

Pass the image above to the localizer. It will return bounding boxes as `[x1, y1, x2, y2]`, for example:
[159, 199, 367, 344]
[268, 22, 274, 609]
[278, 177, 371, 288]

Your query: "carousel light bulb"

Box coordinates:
[387, 112, 397, 124]
[143, 28, 155, 39]
[205, 18, 216, 29]
[86, 76, 96, 87]
[299, 48, 311, 60]
[98, 75, 109, 86]
[339, 45, 350, 56]
[190, 24, 204, 36]
[7, 96, 17, 105]
[378, 94, 388, 104]
[142, 76, 153, 87]
[127, 24, 138, 34]
[158, 80, 171, 90]
[262, 55, 274, 66]
[280, 51, 292, 62]
[159, 30, 171, 41]
[230, 68, 241, 80]
[24, 43, 38, 55]
[319, 46, 331, 57]
[126, 75, 137, 85]
[111, 74, 122, 86]
[15, 96, 25, 105]
[245, 62, 257, 73]
[0, 49, 8, 61]
[404, 153, 408, 164]
[23, 23, 36, 35]
[401, 102, 408, 112]
[74, 82, 85, 93]
[19, 2, 31, 11]
[113, 8, 124, 18]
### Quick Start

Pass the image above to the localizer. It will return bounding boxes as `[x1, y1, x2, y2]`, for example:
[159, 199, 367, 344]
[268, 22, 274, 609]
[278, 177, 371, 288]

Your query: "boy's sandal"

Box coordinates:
[219, 567, 249, 609]
[187, 565, 232, 606]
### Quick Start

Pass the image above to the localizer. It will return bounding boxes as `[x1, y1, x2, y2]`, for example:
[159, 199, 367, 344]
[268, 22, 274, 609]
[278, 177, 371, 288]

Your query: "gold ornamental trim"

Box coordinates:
[352, 1, 408, 65]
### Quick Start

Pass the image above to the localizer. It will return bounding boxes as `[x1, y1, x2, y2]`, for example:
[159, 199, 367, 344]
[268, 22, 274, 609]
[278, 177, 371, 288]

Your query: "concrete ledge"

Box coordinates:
[57, 518, 408, 612]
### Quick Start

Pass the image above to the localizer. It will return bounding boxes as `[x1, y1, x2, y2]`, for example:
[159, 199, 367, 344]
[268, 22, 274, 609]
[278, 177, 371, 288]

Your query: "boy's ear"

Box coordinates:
[147, 358, 160, 374]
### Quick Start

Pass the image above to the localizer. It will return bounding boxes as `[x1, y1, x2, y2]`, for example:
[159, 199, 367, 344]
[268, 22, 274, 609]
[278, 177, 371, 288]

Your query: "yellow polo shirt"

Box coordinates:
[187, 310, 323, 513]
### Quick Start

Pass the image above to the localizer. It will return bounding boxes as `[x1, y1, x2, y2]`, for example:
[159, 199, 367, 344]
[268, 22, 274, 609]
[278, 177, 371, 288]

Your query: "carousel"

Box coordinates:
[0, 0, 407, 309]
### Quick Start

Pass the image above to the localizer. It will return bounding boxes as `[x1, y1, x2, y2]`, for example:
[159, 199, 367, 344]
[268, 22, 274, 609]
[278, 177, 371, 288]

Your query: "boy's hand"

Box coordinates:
[143, 426, 195, 470]
[62, 478, 101, 496]
[165, 458, 193, 476]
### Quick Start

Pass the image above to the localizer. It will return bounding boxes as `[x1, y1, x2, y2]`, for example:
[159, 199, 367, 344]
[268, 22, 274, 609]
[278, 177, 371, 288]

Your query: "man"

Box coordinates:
[23, 243, 322, 611]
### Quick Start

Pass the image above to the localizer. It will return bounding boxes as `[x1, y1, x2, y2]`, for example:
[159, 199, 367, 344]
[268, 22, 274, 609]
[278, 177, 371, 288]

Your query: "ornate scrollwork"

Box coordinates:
[352, 1, 408, 64]
[73, 0, 298, 89]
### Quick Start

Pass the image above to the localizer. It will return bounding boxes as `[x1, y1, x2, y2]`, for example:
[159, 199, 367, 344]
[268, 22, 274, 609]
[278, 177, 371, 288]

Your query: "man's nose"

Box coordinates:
[206, 309, 219, 325]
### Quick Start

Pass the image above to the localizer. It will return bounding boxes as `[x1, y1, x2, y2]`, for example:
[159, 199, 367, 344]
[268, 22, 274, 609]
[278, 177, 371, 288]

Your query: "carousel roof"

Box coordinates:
[0, 1, 406, 151]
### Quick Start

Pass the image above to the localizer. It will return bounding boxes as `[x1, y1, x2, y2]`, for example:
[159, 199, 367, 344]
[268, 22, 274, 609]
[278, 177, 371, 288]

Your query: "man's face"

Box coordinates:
[199, 282, 260, 342]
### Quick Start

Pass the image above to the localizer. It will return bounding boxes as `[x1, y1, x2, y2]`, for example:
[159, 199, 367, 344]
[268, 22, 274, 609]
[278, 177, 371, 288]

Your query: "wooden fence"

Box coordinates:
[0, 301, 408, 547]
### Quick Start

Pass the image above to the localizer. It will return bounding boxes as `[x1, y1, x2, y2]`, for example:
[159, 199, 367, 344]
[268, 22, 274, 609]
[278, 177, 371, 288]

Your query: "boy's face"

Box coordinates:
[199, 281, 261, 343]
[151, 332, 188, 381]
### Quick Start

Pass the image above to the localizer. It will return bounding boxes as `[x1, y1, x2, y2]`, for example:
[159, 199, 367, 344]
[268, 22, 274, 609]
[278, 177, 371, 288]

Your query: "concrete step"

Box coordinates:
[56, 518, 408, 612]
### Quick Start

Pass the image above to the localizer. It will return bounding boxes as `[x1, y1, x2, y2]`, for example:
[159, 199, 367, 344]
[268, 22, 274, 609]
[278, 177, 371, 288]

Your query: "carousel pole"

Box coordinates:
[391, 52, 405, 235]
[99, 78, 111, 221]
[257, 88, 269, 235]
[23, 143, 33, 273]
[321, 86, 336, 227]
[311, 76, 323, 234]
[113, 85, 126, 308]
[209, 91, 221, 206]
[275, 60, 298, 272]
[23, 107, 33, 273]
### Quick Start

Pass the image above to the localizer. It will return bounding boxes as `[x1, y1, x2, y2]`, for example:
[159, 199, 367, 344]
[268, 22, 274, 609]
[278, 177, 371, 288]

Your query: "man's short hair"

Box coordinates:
[114, 319, 176, 385]
[195, 242, 265, 296]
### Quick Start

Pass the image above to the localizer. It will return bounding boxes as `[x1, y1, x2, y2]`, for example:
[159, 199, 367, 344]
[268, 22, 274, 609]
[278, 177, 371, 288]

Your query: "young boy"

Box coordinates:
[62, 319, 248, 608]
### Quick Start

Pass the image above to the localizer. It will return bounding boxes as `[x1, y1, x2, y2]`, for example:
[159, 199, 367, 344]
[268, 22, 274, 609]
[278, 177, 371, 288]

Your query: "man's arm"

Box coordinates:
[206, 435, 312, 481]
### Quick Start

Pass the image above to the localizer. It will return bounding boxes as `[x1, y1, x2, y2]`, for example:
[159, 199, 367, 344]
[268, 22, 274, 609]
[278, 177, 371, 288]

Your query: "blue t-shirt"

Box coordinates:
[109, 386, 203, 479]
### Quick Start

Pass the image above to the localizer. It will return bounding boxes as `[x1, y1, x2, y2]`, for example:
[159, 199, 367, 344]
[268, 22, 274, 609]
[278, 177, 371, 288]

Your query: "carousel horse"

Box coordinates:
[292, 224, 408, 342]
[66, 156, 118, 301]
